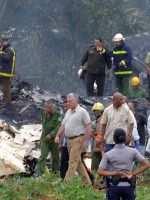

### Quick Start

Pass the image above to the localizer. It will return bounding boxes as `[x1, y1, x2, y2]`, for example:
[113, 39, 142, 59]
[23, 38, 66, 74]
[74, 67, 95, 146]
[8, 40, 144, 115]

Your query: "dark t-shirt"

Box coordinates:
[134, 112, 147, 145]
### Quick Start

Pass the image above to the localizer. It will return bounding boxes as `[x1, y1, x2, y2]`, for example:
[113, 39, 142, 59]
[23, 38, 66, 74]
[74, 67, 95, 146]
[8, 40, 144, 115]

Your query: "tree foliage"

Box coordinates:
[0, 0, 150, 94]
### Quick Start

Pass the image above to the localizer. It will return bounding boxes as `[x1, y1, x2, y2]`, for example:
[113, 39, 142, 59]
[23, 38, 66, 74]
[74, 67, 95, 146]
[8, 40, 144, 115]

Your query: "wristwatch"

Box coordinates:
[128, 134, 132, 137]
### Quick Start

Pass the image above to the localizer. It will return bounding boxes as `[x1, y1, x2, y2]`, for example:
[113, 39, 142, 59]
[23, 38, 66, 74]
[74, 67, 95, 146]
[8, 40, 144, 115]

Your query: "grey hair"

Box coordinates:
[67, 93, 79, 101]
[45, 100, 53, 106]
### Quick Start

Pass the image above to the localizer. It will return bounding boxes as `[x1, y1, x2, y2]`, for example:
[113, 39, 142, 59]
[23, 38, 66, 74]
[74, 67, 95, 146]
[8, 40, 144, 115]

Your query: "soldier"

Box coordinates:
[36, 101, 61, 176]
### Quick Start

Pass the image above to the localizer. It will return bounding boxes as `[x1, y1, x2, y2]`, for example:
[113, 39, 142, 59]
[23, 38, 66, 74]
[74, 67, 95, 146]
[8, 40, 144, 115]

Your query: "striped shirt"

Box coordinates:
[101, 104, 134, 144]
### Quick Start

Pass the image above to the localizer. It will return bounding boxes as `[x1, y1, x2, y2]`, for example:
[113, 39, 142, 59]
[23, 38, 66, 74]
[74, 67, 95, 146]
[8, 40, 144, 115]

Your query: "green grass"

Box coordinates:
[0, 171, 149, 200]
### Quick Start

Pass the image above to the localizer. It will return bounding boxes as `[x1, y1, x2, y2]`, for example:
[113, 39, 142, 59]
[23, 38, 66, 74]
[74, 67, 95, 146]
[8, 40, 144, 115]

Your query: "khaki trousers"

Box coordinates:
[65, 135, 91, 185]
[0, 78, 11, 104]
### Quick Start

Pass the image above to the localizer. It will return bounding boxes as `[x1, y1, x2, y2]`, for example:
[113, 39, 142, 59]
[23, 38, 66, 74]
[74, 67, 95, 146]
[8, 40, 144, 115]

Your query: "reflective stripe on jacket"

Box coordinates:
[0, 44, 15, 77]
[112, 42, 133, 77]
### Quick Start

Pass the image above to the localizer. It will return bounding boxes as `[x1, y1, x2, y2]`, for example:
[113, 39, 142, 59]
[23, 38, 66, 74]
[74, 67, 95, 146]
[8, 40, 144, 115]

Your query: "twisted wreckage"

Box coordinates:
[0, 79, 149, 177]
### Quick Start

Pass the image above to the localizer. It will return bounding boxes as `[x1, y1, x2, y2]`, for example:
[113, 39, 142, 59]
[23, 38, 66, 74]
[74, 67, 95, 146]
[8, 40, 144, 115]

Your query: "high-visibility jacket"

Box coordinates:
[111, 42, 133, 77]
[0, 44, 15, 77]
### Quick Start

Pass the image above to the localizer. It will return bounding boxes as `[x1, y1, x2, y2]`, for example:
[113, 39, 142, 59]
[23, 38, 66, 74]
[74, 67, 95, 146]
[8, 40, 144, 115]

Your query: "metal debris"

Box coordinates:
[0, 120, 42, 176]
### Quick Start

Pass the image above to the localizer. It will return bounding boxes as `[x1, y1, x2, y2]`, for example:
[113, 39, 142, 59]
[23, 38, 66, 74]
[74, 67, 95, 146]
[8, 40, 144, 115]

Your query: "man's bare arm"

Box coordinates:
[55, 125, 65, 143]
[129, 123, 134, 135]
[82, 123, 91, 149]
[101, 124, 106, 138]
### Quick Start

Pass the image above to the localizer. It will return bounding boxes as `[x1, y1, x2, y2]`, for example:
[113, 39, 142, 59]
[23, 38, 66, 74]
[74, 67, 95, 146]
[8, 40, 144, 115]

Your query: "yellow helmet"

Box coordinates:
[131, 77, 140, 86]
[92, 102, 104, 111]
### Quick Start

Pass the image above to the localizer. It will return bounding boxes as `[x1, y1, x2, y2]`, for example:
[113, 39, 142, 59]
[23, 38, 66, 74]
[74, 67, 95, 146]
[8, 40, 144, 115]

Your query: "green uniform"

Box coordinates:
[91, 116, 102, 171]
[116, 77, 130, 98]
[129, 87, 148, 98]
[145, 52, 150, 97]
[37, 109, 61, 176]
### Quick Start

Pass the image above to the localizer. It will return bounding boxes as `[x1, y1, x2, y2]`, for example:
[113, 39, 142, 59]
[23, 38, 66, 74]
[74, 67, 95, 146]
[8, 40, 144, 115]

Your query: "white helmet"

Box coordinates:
[78, 69, 83, 77]
[112, 33, 125, 42]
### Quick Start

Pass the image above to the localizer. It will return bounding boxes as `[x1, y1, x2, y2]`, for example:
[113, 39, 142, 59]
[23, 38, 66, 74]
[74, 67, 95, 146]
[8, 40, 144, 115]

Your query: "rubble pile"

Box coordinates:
[0, 119, 42, 176]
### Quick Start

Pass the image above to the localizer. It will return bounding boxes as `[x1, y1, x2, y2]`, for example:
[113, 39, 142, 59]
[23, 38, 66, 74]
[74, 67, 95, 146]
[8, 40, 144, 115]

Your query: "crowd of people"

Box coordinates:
[0, 34, 150, 200]
[34, 92, 149, 200]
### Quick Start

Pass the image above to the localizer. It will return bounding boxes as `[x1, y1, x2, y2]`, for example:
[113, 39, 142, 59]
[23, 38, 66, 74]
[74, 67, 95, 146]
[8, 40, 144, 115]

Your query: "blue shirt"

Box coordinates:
[62, 135, 67, 147]
[62, 115, 67, 147]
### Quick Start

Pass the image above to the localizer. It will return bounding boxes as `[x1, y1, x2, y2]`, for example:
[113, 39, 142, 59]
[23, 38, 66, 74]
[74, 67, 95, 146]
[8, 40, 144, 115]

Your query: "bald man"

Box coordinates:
[101, 92, 134, 152]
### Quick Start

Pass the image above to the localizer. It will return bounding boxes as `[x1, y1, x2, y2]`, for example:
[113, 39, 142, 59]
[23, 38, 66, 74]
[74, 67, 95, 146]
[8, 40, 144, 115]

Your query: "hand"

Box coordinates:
[131, 139, 135, 147]
[126, 135, 131, 144]
[82, 140, 89, 149]
[119, 62, 123, 66]
[100, 143, 105, 152]
[55, 135, 60, 144]
[121, 172, 132, 179]
[45, 135, 52, 142]
[97, 46, 102, 51]
[117, 171, 127, 177]
[80, 66, 84, 70]
[106, 69, 111, 75]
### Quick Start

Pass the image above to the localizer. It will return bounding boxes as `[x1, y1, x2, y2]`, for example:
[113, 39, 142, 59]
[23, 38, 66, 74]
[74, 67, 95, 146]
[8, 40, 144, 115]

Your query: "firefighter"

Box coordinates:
[91, 102, 105, 171]
[36, 101, 61, 176]
[0, 36, 16, 104]
[109, 33, 133, 97]
[129, 77, 148, 98]
[80, 37, 112, 96]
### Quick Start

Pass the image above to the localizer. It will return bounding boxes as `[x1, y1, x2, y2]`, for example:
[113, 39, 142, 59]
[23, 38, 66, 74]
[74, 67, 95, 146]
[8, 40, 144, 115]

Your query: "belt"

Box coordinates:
[68, 134, 85, 139]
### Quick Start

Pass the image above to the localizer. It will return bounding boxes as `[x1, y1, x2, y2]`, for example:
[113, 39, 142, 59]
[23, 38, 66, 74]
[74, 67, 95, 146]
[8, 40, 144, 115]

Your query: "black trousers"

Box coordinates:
[108, 185, 135, 200]
[60, 146, 69, 180]
[86, 73, 105, 96]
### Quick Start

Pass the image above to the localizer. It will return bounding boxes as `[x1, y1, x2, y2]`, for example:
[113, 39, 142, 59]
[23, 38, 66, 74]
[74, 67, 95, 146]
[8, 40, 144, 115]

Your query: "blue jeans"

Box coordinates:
[105, 144, 115, 152]
[105, 144, 115, 171]
[135, 140, 140, 150]
[109, 185, 135, 200]
[89, 137, 94, 155]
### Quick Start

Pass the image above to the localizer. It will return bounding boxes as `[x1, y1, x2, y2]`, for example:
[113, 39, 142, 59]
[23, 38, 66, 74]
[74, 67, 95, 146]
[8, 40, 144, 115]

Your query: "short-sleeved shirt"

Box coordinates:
[62, 105, 91, 138]
[129, 88, 148, 98]
[145, 52, 150, 68]
[99, 144, 144, 186]
[99, 144, 144, 171]
[101, 104, 134, 144]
